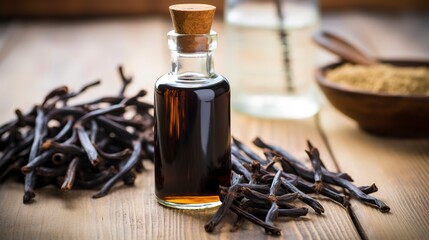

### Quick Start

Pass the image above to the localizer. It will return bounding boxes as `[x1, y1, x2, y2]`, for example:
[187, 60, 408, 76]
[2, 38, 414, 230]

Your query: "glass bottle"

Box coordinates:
[224, 0, 320, 119]
[154, 4, 231, 210]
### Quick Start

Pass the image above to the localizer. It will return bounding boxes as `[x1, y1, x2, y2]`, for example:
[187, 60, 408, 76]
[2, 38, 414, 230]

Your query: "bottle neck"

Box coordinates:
[171, 51, 214, 80]
[167, 30, 218, 81]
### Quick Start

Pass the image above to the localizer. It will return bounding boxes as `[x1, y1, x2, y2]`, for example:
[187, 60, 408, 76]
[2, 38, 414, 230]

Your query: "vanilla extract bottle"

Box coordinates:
[154, 4, 231, 209]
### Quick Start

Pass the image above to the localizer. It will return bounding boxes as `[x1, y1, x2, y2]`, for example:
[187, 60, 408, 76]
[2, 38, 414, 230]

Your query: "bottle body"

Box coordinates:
[224, 0, 320, 119]
[154, 73, 231, 209]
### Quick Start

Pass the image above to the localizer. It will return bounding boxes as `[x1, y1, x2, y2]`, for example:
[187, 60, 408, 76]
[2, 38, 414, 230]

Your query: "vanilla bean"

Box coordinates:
[123, 90, 148, 106]
[106, 115, 144, 130]
[0, 69, 154, 203]
[21, 150, 54, 174]
[237, 183, 271, 194]
[331, 177, 390, 212]
[48, 142, 84, 155]
[250, 161, 263, 184]
[276, 192, 299, 202]
[255, 137, 353, 181]
[75, 125, 99, 166]
[24, 107, 45, 204]
[359, 184, 378, 194]
[78, 166, 117, 182]
[51, 153, 70, 165]
[230, 204, 281, 236]
[72, 171, 115, 189]
[122, 171, 136, 186]
[273, 152, 352, 187]
[248, 207, 308, 218]
[254, 137, 306, 169]
[281, 179, 324, 214]
[92, 139, 142, 198]
[78, 105, 125, 125]
[46, 107, 86, 121]
[265, 170, 282, 226]
[23, 173, 36, 204]
[75, 96, 123, 107]
[297, 181, 346, 206]
[306, 140, 326, 168]
[132, 101, 154, 111]
[0, 121, 17, 137]
[305, 148, 323, 194]
[36, 166, 68, 177]
[96, 116, 136, 140]
[62, 80, 101, 104]
[232, 147, 253, 164]
[15, 109, 35, 126]
[22, 131, 78, 173]
[51, 116, 74, 142]
[28, 107, 45, 163]
[231, 155, 252, 182]
[241, 187, 270, 205]
[96, 146, 131, 161]
[90, 121, 98, 143]
[205, 176, 243, 232]
[118, 65, 132, 97]
[0, 158, 27, 181]
[0, 133, 33, 169]
[42, 86, 68, 107]
[233, 137, 267, 164]
[61, 157, 80, 192]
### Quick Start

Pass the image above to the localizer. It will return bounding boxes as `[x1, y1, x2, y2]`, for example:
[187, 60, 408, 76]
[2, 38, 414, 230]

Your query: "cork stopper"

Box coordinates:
[169, 4, 215, 34]
[169, 4, 216, 52]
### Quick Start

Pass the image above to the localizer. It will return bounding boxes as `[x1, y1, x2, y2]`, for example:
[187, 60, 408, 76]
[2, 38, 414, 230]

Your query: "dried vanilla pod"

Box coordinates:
[206, 137, 390, 235]
[0, 66, 154, 203]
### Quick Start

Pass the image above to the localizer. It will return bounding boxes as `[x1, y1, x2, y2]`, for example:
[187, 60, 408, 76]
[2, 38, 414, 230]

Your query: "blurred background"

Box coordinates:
[0, 0, 428, 121]
[1, 0, 428, 18]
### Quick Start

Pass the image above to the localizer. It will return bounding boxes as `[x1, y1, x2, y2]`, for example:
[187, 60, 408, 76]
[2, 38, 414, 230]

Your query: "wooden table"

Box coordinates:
[1, 12, 428, 239]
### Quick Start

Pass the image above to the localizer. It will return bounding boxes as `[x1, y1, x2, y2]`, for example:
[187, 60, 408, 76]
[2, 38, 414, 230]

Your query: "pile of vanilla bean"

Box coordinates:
[0, 66, 390, 235]
[205, 137, 390, 236]
[0, 66, 154, 203]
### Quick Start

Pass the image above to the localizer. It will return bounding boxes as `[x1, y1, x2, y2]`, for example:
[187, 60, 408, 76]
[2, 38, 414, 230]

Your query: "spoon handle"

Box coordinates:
[313, 30, 379, 65]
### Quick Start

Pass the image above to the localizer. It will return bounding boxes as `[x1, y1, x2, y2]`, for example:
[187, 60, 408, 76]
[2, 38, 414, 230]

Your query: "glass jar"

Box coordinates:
[225, 0, 320, 119]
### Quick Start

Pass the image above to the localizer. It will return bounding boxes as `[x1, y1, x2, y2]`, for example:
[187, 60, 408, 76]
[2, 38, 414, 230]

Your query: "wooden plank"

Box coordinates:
[0, 17, 169, 123]
[0, 115, 361, 240]
[319, 106, 429, 239]
[318, 12, 429, 239]
[230, 114, 360, 239]
[321, 12, 429, 61]
[0, 18, 360, 239]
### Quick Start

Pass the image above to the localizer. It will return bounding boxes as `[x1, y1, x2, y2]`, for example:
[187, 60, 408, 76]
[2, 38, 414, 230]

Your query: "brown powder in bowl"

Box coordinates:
[326, 63, 429, 95]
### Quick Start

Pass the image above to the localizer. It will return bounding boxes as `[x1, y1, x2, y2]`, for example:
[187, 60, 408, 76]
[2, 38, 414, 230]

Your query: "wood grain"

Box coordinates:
[0, 115, 361, 240]
[0, 17, 169, 123]
[319, 106, 429, 240]
[1, 12, 429, 240]
[318, 12, 429, 239]
[231, 114, 360, 239]
[0, 17, 361, 239]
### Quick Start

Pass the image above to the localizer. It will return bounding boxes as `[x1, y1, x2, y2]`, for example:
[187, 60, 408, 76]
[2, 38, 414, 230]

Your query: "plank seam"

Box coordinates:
[314, 113, 367, 240]
[347, 203, 369, 240]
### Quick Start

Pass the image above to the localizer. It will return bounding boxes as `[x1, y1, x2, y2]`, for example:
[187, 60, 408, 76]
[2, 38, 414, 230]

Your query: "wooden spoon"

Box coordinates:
[313, 30, 379, 65]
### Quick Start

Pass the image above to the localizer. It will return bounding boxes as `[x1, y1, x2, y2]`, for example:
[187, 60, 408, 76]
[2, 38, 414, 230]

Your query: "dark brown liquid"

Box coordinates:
[154, 74, 231, 205]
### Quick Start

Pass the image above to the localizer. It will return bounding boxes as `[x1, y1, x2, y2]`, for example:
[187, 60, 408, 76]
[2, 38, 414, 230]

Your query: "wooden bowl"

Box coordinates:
[316, 60, 429, 137]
